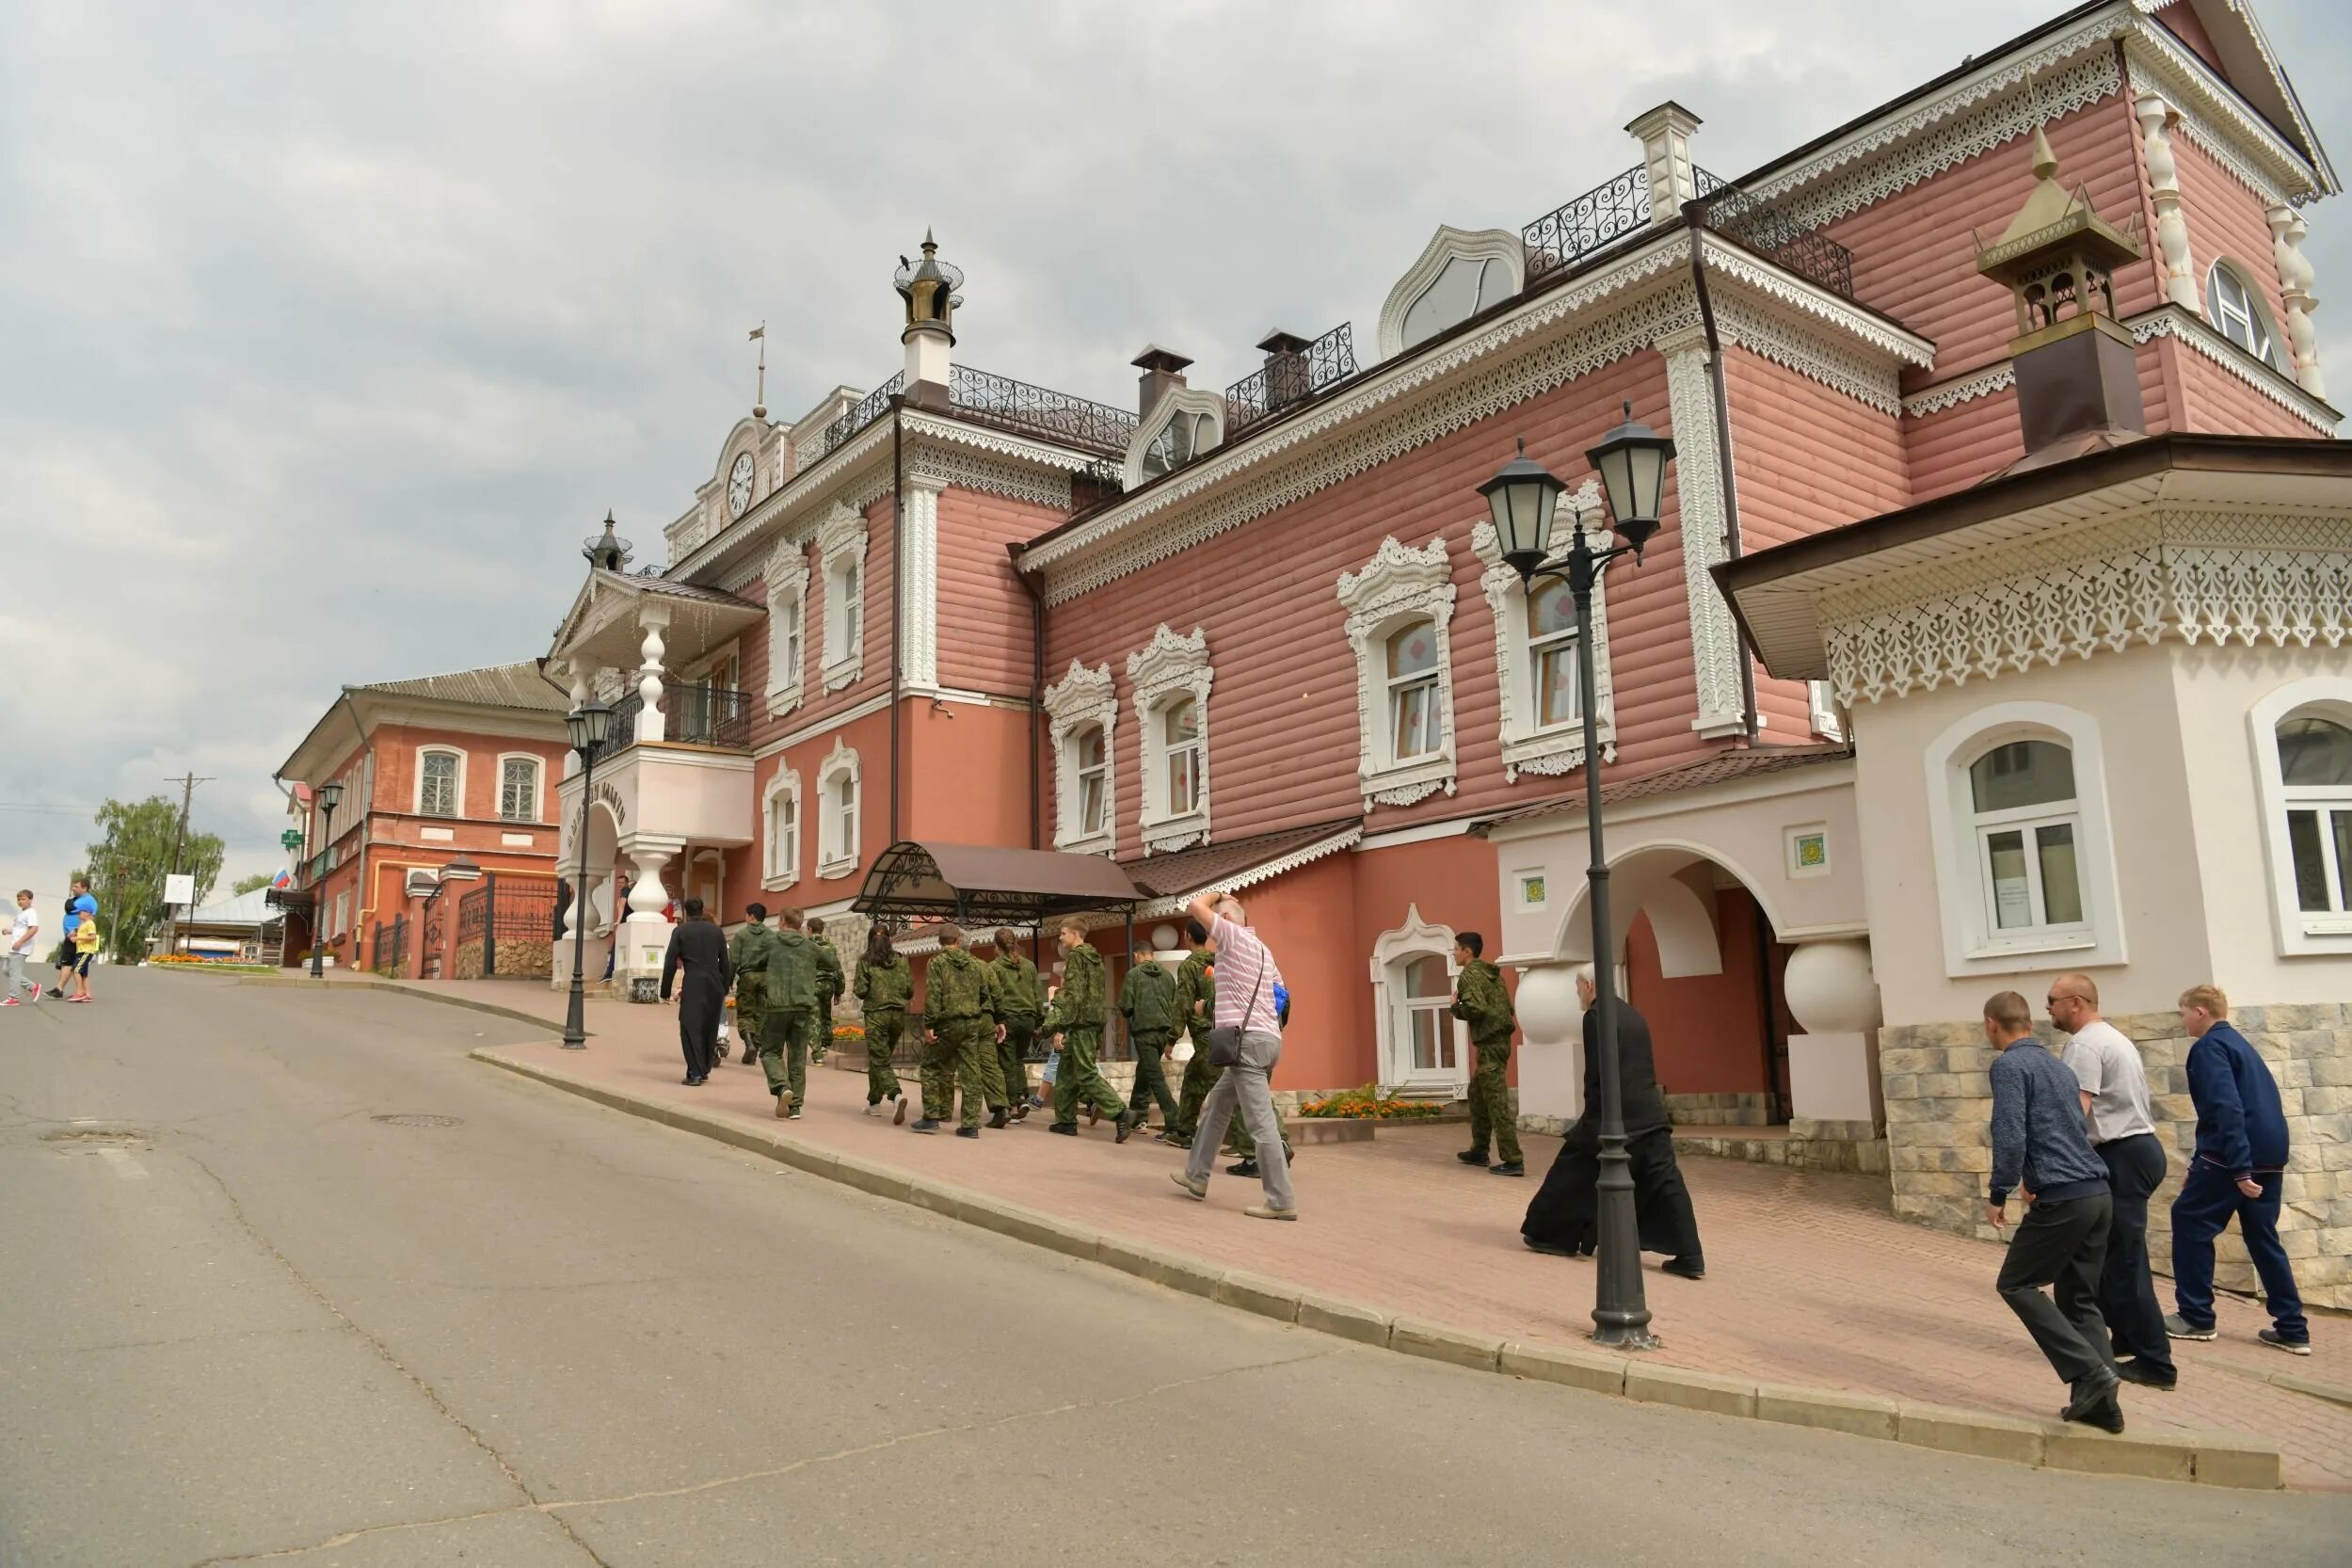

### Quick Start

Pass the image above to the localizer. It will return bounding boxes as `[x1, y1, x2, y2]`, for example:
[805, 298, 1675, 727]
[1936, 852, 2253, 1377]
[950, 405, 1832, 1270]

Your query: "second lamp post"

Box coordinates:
[561, 699, 614, 1049]
[1478, 400, 1675, 1351]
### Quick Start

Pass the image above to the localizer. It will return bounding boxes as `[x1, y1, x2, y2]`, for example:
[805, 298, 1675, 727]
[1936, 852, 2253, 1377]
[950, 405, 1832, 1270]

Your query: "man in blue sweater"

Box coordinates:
[2165, 984, 2311, 1355]
[1983, 990, 2123, 1432]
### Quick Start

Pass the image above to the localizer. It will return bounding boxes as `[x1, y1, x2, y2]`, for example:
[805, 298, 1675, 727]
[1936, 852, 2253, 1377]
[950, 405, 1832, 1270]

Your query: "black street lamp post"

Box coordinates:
[1479, 400, 1675, 1352]
[562, 700, 614, 1050]
[308, 780, 344, 980]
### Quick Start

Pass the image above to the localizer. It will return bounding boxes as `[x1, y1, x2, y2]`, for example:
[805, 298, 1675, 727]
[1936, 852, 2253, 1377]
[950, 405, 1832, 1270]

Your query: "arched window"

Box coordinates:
[1527, 579, 1581, 729]
[498, 756, 541, 823]
[1966, 739, 2085, 935]
[417, 748, 462, 818]
[762, 769, 801, 889]
[2206, 262, 2284, 372]
[1368, 905, 1469, 1096]
[1386, 621, 1443, 760]
[1161, 698, 1202, 818]
[1044, 659, 1117, 855]
[1402, 255, 1512, 347]
[1073, 725, 1110, 840]
[1140, 410, 1215, 481]
[2280, 713, 2352, 923]
[817, 741, 860, 878]
[1400, 952, 1458, 1073]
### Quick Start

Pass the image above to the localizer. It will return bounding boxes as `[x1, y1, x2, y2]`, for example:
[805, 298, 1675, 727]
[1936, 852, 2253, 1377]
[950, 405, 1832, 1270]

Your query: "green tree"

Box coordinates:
[232, 872, 275, 896]
[84, 796, 225, 963]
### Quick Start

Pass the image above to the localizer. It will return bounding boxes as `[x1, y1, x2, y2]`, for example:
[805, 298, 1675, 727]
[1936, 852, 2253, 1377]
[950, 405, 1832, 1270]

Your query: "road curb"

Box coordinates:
[469, 1044, 2287, 1491]
[235, 974, 571, 1035]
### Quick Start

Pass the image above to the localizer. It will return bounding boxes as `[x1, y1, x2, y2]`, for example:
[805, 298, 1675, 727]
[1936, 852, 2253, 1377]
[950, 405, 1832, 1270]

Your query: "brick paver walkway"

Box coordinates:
[338, 975, 2352, 1488]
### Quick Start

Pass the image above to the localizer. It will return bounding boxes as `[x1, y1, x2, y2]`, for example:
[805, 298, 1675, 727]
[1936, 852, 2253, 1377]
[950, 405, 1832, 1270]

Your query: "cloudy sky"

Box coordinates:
[1, 0, 2344, 908]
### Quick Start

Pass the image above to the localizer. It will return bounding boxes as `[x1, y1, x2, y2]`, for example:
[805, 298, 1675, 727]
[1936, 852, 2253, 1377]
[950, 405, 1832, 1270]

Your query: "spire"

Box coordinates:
[583, 512, 632, 573]
[2029, 124, 2059, 182]
[894, 229, 964, 405]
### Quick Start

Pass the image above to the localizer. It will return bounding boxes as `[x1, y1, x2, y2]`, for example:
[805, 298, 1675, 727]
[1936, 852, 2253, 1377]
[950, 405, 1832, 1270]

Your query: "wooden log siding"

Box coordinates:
[735, 492, 898, 756]
[1036, 356, 1762, 856]
[936, 487, 1065, 697]
[2170, 347, 2329, 440]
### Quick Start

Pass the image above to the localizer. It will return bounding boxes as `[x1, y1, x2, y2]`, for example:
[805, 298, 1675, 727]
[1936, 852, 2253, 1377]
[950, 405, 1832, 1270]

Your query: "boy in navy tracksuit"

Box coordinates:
[2166, 985, 2311, 1354]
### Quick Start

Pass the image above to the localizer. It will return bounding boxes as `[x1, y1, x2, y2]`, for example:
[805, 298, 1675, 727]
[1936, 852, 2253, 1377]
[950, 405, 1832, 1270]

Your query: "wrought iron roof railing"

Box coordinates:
[1524, 163, 1657, 281]
[1695, 177, 1856, 299]
[821, 374, 904, 456]
[1224, 323, 1359, 435]
[1522, 160, 1853, 300]
[947, 364, 1139, 454]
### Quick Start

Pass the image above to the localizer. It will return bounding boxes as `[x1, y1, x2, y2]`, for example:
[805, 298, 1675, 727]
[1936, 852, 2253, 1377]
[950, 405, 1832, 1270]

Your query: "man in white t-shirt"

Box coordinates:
[6, 891, 39, 1005]
[2051, 971, 2174, 1389]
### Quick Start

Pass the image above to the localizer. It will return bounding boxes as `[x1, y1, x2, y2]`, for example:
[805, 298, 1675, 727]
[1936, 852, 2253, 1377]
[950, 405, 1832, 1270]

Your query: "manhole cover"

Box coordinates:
[43, 1128, 147, 1145]
[372, 1113, 463, 1128]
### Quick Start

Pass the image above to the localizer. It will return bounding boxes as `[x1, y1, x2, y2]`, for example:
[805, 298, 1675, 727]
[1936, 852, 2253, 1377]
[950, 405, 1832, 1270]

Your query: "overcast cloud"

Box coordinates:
[1, 0, 2344, 906]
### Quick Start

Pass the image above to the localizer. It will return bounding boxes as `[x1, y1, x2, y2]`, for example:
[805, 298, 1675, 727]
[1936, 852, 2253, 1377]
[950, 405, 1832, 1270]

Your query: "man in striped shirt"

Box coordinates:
[1169, 890, 1295, 1221]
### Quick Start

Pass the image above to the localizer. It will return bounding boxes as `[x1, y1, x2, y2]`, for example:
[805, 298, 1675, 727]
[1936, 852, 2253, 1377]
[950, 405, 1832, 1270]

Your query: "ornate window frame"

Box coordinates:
[415, 746, 465, 819]
[816, 738, 861, 880]
[1043, 659, 1118, 856]
[1337, 536, 1459, 808]
[1128, 625, 1213, 855]
[1368, 904, 1471, 1099]
[1471, 483, 1619, 781]
[1923, 701, 2125, 978]
[1376, 226, 1527, 360]
[763, 537, 810, 717]
[495, 752, 544, 824]
[816, 503, 867, 693]
[2248, 675, 2352, 957]
[1122, 388, 1226, 491]
[761, 766, 802, 892]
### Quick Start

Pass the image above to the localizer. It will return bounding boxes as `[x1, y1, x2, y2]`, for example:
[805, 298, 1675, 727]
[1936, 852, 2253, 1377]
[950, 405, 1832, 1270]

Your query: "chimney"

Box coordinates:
[1974, 127, 2147, 468]
[1133, 345, 1192, 416]
[895, 230, 963, 409]
[1256, 329, 1312, 412]
[1625, 102, 1703, 223]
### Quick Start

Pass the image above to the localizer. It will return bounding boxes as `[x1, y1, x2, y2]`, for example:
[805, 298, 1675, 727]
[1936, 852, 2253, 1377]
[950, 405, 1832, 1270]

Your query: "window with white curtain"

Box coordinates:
[2280, 712, 2352, 929]
[1161, 699, 1201, 819]
[817, 742, 860, 877]
[1386, 621, 1444, 761]
[763, 770, 801, 889]
[1074, 725, 1109, 840]
[1526, 579, 1581, 730]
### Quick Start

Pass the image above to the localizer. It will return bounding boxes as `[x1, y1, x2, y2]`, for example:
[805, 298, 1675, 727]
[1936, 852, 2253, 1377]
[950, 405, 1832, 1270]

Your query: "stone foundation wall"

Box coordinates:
[1880, 1002, 2352, 1311]
[1664, 1092, 1773, 1127]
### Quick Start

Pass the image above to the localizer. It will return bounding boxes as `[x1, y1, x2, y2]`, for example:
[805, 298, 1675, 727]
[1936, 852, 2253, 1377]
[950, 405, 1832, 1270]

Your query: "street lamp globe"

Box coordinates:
[1585, 399, 1676, 559]
[568, 699, 613, 754]
[316, 779, 344, 815]
[1476, 439, 1568, 586]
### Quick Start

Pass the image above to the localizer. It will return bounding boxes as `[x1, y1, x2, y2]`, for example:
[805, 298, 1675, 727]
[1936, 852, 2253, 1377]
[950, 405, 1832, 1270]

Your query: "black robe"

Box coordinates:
[1521, 1000, 1704, 1261]
[662, 919, 730, 1079]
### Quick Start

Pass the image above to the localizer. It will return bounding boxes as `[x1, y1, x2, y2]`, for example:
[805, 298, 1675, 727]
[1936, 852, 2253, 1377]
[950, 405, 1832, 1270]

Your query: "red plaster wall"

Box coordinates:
[936, 488, 1063, 697]
[905, 701, 1032, 849]
[1625, 887, 1778, 1098]
[747, 706, 897, 908]
[1349, 834, 1510, 1083]
[1232, 850, 1364, 1090]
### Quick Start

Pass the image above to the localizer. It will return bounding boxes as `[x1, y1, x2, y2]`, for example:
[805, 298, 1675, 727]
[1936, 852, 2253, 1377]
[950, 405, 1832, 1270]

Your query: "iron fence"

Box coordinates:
[822, 374, 904, 455]
[1524, 163, 1657, 281]
[583, 686, 751, 768]
[949, 365, 1139, 454]
[1224, 324, 1359, 434]
[1696, 177, 1856, 298]
[369, 915, 408, 976]
[456, 874, 559, 979]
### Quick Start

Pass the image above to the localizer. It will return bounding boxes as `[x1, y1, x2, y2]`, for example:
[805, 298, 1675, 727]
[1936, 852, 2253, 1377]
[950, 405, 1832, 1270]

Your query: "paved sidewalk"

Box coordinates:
[323, 975, 2349, 1487]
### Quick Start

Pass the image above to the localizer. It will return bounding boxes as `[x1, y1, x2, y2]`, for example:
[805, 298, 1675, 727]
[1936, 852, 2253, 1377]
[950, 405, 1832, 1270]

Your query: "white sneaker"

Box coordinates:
[863, 1102, 882, 1116]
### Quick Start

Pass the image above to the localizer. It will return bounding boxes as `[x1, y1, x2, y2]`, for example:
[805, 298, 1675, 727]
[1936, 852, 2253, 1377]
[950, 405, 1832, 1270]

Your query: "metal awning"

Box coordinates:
[851, 840, 1145, 928]
[264, 886, 316, 913]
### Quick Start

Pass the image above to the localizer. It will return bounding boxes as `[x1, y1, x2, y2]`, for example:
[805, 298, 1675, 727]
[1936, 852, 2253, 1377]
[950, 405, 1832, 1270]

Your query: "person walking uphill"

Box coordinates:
[1041, 921, 1133, 1141]
[986, 930, 1045, 1123]
[660, 899, 730, 1085]
[808, 918, 842, 1064]
[1169, 890, 1291, 1219]
[2167, 984, 2311, 1355]
[760, 908, 824, 1121]
[1119, 951, 1184, 1133]
[728, 904, 776, 1067]
[852, 924, 911, 1122]
[6, 890, 40, 1005]
[1167, 922, 1217, 1146]
[917, 926, 996, 1138]
[1450, 933, 1523, 1176]
[1983, 990, 2124, 1433]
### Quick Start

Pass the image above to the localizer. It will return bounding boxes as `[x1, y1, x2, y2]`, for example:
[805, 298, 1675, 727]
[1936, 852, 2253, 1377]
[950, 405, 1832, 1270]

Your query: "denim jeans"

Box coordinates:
[1183, 1031, 1291, 1210]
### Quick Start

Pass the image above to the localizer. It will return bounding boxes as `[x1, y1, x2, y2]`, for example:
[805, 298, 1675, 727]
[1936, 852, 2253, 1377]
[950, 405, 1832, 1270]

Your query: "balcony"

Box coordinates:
[824, 364, 1141, 456]
[585, 686, 751, 768]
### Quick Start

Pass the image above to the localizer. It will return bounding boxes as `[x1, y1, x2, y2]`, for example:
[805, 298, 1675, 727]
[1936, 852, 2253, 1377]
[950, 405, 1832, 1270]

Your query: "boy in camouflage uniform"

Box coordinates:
[1042, 920, 1134, 1142]
[987, 929, 1045, 1124]
[760, 907, 824, 1121]
[1450, 932, 1523, 1175]
[852, 923, 910, 1122]
[1119, 951, 1184, 1131]
[727, 903, 776, 1066]
[917, 925, 996, 1137]
[1169, 922, 1219, 1147]
[808, 918, 842, 1064]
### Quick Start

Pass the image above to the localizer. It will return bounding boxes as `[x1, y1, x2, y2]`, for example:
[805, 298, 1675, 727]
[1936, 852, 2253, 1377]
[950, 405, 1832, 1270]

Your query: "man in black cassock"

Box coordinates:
[1521, 965, 1705, 1279]
[661, 898, 730, 1086]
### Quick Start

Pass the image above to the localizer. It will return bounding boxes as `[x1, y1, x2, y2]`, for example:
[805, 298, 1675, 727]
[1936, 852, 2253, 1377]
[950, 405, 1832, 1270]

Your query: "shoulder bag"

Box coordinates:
[1201, 950, 1267, 1070]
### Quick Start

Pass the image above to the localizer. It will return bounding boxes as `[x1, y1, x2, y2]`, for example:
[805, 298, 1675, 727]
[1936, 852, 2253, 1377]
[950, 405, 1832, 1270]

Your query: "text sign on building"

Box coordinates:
[163, 873, 196, 907]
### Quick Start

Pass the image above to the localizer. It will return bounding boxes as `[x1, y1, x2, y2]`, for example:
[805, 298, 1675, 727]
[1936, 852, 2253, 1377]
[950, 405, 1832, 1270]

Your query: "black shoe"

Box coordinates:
[2061, 1371, 2124, 1432]
[1012, 1102, 1032, 1122]
[911, 1117, 941, 1134]
[2259, 1328, 2313, 1357]
[1457, 1149, 1489, 1165]
[1524, 1237, 1578, 1257]
[1047, 1122, 1079, 1137]
[1490, 1161, 1526, 1176]
[1226, 1159, 1259, 1177]
[681, 1075, 699, 1085]
[1114, 1112, 1135, 1144]
[1660, 1256, 1706, 1280]
[987, 1107, 1010, 1129]
[2116, 1359, 2177, 1390]
[956, 1127, 981, 1139]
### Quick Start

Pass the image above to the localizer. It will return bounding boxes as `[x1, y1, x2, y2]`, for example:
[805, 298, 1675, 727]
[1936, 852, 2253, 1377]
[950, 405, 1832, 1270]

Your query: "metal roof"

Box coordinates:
[356, 661, 570, 713]
[851, 840, 1145, 927]
[1472, 745, 1852, 834]
[1118, 818, 1363, 901]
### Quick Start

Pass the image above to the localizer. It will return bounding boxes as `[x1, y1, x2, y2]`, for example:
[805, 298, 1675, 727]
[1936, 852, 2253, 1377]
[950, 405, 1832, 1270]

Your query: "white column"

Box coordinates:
[898, 475, 943, 694]
[1657, 327, 1746, 738]
[635, 607, 669, 744]
[1511, 963, 1586, 1126]
[2269, 203, 2326, 398]
[559, 660, 589, 778]
[616, 835, 682, 999]
[1781, 939, 1883, 1128]
[2136, 94, 2200, 315]
[1625, 103, 1702, 222]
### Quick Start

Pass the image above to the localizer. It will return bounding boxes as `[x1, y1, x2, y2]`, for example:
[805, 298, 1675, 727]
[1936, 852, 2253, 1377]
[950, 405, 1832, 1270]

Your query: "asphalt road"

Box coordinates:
[4, 973, 2347, 1567]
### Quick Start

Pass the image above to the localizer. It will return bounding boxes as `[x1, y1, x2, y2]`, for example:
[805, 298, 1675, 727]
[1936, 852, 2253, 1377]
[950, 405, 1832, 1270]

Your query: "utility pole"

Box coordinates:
[161, 773, 213, 957]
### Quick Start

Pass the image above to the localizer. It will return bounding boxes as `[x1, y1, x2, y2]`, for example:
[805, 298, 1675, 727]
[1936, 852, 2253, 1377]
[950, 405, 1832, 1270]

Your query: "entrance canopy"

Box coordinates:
[852, 840, 1145, 928]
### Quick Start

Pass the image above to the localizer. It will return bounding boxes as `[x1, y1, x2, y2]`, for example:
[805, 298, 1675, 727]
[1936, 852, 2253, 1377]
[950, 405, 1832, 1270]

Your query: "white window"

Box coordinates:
[1338, 536, 1458, 808]
[1376, 227, 1527, 359]
[1472, 495, 1618, 781]
[2250, 678, 2352, 953]
[1368, 904, 1471, 1098]
[1120, 389, 1226, 491]
[1128, 625, 1212, 854]
[498, 755, 541, 823]
[1141, 410, 1214, 481]
[763, 539, 810, 716]
[1923, 702, 2123, 975]
[1044, 659, 1118, 855]
[417, 749, 462, 818]
[1526, 583, 1580, 730]
[817, 740, 860, 878]
[332, 890, 350, 938]
[762, 768, 802, 890]
[817, 503, 868, 692]
[2206, 262, 2285, 372]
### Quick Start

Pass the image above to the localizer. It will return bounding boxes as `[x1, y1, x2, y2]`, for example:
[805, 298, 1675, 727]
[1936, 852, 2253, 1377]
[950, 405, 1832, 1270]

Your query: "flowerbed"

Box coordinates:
[1297, 1084, 1445, 1120]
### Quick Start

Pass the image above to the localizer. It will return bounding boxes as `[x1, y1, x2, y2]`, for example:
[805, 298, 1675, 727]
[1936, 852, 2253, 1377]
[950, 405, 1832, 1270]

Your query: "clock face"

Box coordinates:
[727, 452, 756, 519]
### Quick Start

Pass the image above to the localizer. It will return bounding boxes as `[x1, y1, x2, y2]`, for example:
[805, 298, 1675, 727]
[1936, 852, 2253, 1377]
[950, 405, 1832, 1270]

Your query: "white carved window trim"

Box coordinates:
[495, 753, 543, 824]
[1121, 387, 1226, 491]
[2248, 676, 2352, 957]
[1376, 226, 1528, 360]
[817, 503, 867, 693]
[1923, 702, 2125, 978]
[816, 739, 861, 879]
[763, 540, 810, 717]
[1128, 625, 1212, 855]
[1338, 536, 1459, 808]
[1808, 681, 1845, 742]
[415, 747, 464, 819]
[1368, 904, 1470, 1099]
[762, 767, 803, 892]
[1471, 490, 1620, 782]
[1043, 659, 1117, 856]
[2204, 259, 2286, 374]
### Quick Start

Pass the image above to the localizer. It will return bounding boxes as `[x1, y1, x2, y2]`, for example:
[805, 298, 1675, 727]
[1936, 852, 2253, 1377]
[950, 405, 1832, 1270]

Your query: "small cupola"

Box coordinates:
[1974, 127, 2148, 467]
[584, 512, 632, 573]
[894, 230, 964, 405]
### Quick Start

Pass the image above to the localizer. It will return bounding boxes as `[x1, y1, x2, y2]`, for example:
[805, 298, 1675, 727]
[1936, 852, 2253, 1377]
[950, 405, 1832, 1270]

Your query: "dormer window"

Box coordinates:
[2207, 263, 2285, 372]
[1141, 410, 1214, 480]
[1377, 227, 1528, 359]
